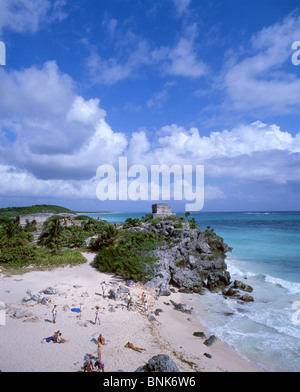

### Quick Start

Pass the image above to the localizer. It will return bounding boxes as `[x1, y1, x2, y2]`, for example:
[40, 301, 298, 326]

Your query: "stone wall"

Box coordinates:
[19, 213, 77, 226]
[151, 204, 176, 219]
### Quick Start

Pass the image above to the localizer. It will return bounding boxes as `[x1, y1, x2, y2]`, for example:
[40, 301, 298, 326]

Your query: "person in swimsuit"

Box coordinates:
[125, 342, 145, 353]
[97, 334, 106, 345]
[94, 306, 101, 325]
[96, 341, 102, 359]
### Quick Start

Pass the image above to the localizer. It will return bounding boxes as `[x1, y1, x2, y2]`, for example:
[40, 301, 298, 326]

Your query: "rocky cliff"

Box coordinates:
[124, 218, 233, 296]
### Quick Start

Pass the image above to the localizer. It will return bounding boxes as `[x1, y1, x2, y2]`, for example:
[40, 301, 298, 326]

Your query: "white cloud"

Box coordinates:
[223, 13, 300, 113]
[126, 121, 300, 185]
[0, 61, 128, 180]
[0, 0, 66, 35]
[84, 20, 208, 85]
[0, 164, 97, 199]
[172, 0, 192, 16]
[167, 36, 208, 78]
[85, 32, 152, 85]
[1, 59, 299, 204]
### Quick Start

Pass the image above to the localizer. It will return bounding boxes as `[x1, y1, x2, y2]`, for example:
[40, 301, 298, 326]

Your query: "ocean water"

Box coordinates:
[85, 211, 300, 372]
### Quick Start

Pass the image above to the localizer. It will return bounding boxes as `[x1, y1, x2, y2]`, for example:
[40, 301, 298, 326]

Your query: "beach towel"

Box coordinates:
[45, 337, 53, 343]
[71, 308, 81, 313]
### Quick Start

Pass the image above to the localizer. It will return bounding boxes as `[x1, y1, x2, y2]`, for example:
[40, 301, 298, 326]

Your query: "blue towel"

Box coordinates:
[71, 308, 81, 313]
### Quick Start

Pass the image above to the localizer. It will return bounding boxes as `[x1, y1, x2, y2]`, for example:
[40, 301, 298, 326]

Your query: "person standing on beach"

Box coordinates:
[143, 296, 148, 312]
[52, 305, 57, 324]
[94, 306, 101, 325]
[126, 293, 130, 309]
[96, 340, 102, 360]
[97, 334, 106, 346]
[101, 282, 106, 298]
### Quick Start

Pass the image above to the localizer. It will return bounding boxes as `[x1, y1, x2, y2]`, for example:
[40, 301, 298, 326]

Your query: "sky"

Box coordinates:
[0, 0, 300, 212]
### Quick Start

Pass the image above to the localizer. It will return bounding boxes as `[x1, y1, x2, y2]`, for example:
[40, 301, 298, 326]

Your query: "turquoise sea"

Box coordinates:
[84, 211, 300, 372]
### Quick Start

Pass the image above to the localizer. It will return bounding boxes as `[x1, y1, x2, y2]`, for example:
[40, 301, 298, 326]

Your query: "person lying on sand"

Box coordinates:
[125, 342, 146, 353]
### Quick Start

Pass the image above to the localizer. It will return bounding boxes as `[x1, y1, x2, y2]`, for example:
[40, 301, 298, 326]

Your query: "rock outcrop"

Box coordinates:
[136, 218, 232, 295]
[135, 354, 179, 372]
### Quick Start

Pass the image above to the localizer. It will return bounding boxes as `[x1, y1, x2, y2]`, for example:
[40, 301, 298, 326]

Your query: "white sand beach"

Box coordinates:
[0, 252, 262, 372]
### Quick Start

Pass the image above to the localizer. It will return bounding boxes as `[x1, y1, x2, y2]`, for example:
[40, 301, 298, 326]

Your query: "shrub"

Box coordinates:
[0, 246, 38, 266]
[93, 246, 155, 282]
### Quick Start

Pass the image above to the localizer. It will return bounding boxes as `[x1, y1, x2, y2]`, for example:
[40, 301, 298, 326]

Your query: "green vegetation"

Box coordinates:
[0, 246, 85, 268]
[0, 204, 75, 219]
[0, 206, 204, 281]
[93, 229, 163, 282]
[0, 208, 93, 269]
[89, 223, 123, 251]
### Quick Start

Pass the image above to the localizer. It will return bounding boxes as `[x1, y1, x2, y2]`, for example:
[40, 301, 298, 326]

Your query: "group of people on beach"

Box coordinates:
[49, 280, 149, 372]
[83, 333, 106, 372]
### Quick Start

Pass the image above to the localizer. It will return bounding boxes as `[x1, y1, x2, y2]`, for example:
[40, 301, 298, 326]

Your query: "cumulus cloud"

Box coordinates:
[0, 164, 97, 199]
[167, 36, 208, 78]
[0, 61, 128, 181]
[126, 121, 300, 185]
[223, 13, 300, 113]
[1, 59, 299, 205]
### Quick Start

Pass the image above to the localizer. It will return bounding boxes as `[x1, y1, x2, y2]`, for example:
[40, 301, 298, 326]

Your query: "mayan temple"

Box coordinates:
[151, 203, 176, 219]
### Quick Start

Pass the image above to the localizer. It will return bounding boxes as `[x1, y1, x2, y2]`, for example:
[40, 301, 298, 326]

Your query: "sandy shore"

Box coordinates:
[0, 252, 263, 372]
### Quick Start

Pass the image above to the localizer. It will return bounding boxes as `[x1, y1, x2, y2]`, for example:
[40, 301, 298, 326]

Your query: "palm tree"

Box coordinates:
[90, 224, 123, 250]
[38, 216, 65, 251]
[0, 218, 30, 248]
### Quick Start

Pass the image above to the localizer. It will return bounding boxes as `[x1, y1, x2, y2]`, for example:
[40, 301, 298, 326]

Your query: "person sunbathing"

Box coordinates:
[125, 342, 145, 352]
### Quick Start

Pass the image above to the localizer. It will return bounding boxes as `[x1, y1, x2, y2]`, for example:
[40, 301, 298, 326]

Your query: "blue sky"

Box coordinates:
[0, 0, 300, 212]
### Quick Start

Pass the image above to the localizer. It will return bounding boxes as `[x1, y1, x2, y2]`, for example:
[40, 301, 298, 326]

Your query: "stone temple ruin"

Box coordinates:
[151, 203, 176, 219]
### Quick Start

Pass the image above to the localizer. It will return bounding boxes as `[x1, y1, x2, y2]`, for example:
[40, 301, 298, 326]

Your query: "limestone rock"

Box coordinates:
[203, 335, 218, 347]
[240, 294, 254, 302]
[135, 354, 179, 372]
[233, 280, 253, 293]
